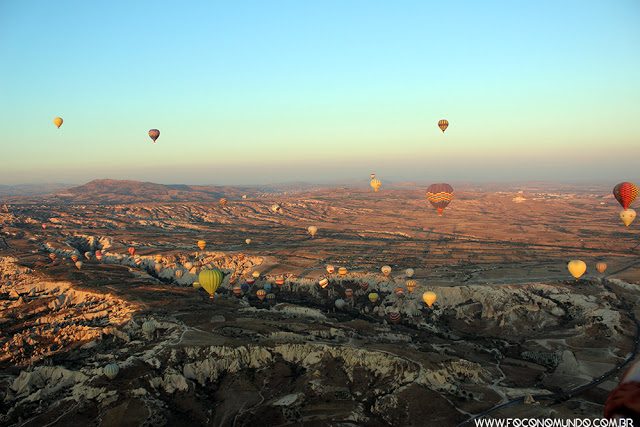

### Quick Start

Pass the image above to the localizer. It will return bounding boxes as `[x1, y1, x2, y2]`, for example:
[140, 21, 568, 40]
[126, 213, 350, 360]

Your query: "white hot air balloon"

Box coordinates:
[103, 363, 120, 380]
[405, 268, 414, 278]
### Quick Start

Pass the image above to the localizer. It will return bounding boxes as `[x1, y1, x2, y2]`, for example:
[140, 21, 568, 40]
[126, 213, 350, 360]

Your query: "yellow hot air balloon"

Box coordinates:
[422, 291, 437, 308]
[368, 292, 379, 303]
[338, 267, 348, 276]
[53, 117, 63, 128]
[620, 209, 636, 227]
[193, 281, 201, 289]
[567, 260, 587, 280]
[596, 262, 607, 274]
[199, 269, 224, 298]
[155, 254, 163, 263]
[252, 271, 260, 279]
[370, 178, 382, 192]
[245, 238, 252, 244]
[307, 226, 318, 238]
[197, 240, 207, 251]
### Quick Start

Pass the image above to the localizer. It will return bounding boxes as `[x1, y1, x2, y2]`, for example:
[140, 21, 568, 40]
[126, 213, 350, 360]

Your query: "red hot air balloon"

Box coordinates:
[128, 247, 136, 256]
[148, 129, 160, 143]
[426, 183, 454, 216]
[613, 182, 638, 210]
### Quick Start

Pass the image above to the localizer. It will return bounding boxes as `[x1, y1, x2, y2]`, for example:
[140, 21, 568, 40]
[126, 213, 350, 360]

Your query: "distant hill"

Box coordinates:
[0, 183, 71, 197]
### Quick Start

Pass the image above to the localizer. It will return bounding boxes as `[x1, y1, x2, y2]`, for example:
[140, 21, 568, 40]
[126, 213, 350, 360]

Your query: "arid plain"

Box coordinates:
[1, 180, 639, 426]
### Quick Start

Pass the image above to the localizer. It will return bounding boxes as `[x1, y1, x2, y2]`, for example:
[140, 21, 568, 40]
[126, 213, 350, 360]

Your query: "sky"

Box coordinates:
[1, 0, 639, 185]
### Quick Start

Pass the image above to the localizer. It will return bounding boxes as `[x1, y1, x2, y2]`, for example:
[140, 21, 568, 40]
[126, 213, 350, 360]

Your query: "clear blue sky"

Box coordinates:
[1, 0, 638, 185]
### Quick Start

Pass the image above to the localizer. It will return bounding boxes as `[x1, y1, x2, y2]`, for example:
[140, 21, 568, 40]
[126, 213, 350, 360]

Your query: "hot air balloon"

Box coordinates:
[197, 240, 207, 251]
[53, 117, 63, 129]
[175, 269, 184, 279]
[246, 277, 256, 285]
[368, 292, 379, 303]
[256, 289, 267, 301]
[370, 173, 376, 180]
[75, 261, 83, 270]
[245, 238, 252, 244]
[370, 178, 382, 192]
[134, 257, 142, 266]
[394, 287, 404, 296]
[71, 254, 79, 263]
[405, 268, 414, 278]
[438, 119, 449, 133]
[267, 293, 276, 303]
[422, 291, 437, 308]
[613, 182, 638, 210]
[241, 283, 250, 293]
[345, 288, 353, 298]
[199, 269, 224, 298]
[326, 265, 335, 274]
[95, 250, 103, 261]
[184, 262, 193, 271]
[103, 363, 119, 380]
[49, 253, 57, 261]
[232, 285, 242, 296]
[154, 254, 163, 263]
[307, 226, 318, 238]
[406, 279, 417, 293]
[219, 198, 228, 207]
[620, 209, 636, 227]
[41, 223, 47, 230]
[252, 271, 260, 279]
[426, 183, 454, 216]
[154, 263, 163, 273]
[242, 195, 247, 199]
[381, 265, 392, 277]
[275, 276, 285, 286]
[128, 247, 136, 256]
[148, 129, 160, 143]
[567, 260, 587, 280]
[335, 299, 347, 310]
[319, 278, 329, 288]
[264, 282, 272, 293]
[596, 262, 608, 274]
[338, 267, 348, 276]
[388, 312, 401, 324]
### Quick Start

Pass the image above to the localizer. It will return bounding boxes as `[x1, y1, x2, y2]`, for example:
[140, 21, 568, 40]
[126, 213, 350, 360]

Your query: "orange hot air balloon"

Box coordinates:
[256, 289, 267, 301]
[406, 279, 417, 293]
[438, 119, 449, 133]
[613, 182, 638, 210]
[197, 240, 207, 251]
[53, 117, 63, 128]
[338, 267, 348, 276]
[596, 262, 607, 274]
[426, 183, 454, 216]
[275, 276, 285, 286]
[148, 129, 160, 143]
[394, 287, 404, 296]
[567, 260, 587, 280]
[128, 247, 136, 256]
[326, 265, 335, 274]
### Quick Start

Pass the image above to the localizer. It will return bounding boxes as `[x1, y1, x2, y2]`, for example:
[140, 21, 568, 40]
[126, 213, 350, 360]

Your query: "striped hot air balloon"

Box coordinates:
[256, 289, 267, 301]
[246, 277, 256, 285]
[613, 182, 638, 210]
[438, 119, 449, 133]
[394, 287, 404, 296]
[319, 278, 329, 288]
[370, 178, 382, 192]
[406, 279, 417, 293]
[275, 276, 285, 286]
[232, 285, 242, 296]
[199, 269, 224, 299]
[388, 312, 401, 324]
[426, 183, 454, 216]
[338, 267, 348, 276]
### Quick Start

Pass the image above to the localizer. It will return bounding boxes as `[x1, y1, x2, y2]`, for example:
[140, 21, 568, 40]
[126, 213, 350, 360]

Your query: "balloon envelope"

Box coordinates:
[620, 209, 636, 227]
[370, 179, 382, 192]
[199, 269, 224, 298]
[426, 183, 454, 215]
[148, 129, 160, 143]
[422, 291, 437, 307]
[567, 260, 587, 280]
[368, 292, 379, 303]
[438, 119, 449, 133]
[596, 262, 607, 274]
[53, 117, 63, 128]
[613, 182, 638, 210]
[197, 240, 207, 250]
